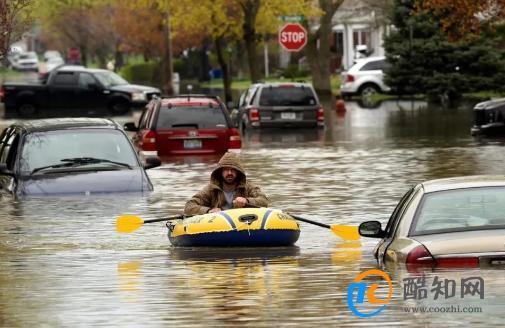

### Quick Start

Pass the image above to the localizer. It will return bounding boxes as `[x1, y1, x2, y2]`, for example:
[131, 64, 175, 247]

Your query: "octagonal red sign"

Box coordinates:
[278, 23, 307, 52]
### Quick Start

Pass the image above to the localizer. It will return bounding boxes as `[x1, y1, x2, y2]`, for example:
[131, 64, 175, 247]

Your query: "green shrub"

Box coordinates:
[119, 61, 162, 86]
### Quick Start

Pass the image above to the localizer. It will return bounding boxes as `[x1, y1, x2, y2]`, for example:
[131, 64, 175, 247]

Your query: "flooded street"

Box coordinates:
[1, 98, 505, 327]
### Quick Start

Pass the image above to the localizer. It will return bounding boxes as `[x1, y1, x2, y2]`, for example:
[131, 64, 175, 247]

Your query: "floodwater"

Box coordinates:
[1, 98, 505, 327]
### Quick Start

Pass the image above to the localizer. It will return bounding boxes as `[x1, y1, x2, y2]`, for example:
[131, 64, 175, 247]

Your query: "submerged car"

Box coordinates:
[340, 56, 391, 98]
[470, 98, 505, 136]
[234, 82, 324, 130]
[0, 118, 160, 197]
[359, 176, 505, 270]
[124, 95, 241, 157]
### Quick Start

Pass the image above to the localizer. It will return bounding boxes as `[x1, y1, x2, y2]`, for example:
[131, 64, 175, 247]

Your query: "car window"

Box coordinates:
[146, 101, 159, 128]
[19, 129, 139, 172]
[249, 88, 260, 105]
[384, 187, 415, 237]
[53, 72, 78, 86]
[360, 59, 390, 71]
[258, 86, 317, 106]
[156, 106, 228, 129]
[94, 71, 128, 87]
[238, 90, 247, 107]
[78, 73, 96, 88]
[138, 108, 150, 130]
[411, 187, 505, 235]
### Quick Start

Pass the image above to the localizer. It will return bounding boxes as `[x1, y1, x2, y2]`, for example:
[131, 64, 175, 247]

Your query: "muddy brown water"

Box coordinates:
[1, 98, 505, 327]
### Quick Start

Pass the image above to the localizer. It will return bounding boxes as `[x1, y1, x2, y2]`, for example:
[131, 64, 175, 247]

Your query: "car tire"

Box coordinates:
[358, 83, 380, 97]
[17, 102, 38, 117]
[109, 100, 130, 115]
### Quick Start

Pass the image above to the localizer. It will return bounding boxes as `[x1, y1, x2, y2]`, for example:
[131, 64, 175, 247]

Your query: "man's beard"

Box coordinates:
[224, 175, 236, 184]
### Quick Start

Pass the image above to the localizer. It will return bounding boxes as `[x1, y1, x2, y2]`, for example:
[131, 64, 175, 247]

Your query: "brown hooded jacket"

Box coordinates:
[184, 152, 268, 215]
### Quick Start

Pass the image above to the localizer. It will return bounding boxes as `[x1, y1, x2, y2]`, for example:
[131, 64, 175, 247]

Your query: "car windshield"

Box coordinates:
[19, 129, 138, 173]
[412, 187, 505, 235]
[19, 52, 37, 60]
[259, 86, 317, 106]
[156, 106, 228, 129]
[93, 71, 129, 87]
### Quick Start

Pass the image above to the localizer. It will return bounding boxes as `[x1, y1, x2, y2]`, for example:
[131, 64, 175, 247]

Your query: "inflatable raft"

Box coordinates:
[167, 207, 300, 247]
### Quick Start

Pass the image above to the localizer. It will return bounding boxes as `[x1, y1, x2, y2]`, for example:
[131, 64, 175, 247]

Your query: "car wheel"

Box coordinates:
[109, 100, 130, 115]
[358, 83, 380, 97]
[17, 103, 37, 117]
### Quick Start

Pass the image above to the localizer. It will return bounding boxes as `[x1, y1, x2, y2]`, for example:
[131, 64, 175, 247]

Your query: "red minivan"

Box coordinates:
[124, 95, 241, 157]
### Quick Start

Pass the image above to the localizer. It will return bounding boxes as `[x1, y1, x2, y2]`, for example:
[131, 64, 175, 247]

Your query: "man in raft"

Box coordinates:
[184, 152, 268, 215]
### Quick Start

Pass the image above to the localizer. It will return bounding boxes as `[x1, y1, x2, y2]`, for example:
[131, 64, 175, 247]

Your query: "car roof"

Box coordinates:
[160, 95, 221, 107]
[253, 82, 314, 88]
[12, 118, 120, 133]
[53, 65, 87, 72]
[354, 56, 386, 63]
[474, 97, 505, 110]
[421, 175, 505, 193]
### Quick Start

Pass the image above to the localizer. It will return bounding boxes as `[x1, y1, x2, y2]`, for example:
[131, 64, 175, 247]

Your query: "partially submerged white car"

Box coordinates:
[340, 56, 391, 98]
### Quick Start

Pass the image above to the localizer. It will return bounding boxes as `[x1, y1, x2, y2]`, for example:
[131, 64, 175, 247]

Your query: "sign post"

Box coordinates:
[278, 22, 308, 52]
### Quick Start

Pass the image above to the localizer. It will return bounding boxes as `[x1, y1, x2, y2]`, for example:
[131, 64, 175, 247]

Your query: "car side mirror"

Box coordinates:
[358, 220, 385, 238]
[123, 122, 138, 132]
[144, 156, 161, 169]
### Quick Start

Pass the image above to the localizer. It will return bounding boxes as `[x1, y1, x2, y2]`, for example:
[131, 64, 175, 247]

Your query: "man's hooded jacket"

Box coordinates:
[184, 152, 268, 215]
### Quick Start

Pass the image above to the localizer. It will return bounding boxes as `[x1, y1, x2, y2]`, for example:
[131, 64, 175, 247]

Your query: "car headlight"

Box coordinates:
[131, 92, 146, 101]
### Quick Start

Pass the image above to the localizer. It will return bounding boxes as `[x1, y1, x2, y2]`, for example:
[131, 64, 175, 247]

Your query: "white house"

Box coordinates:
[331, 0, 391, 70]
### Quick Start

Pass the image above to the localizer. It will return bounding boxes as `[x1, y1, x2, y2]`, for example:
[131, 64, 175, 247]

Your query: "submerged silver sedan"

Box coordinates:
[359, 176, 505, 269]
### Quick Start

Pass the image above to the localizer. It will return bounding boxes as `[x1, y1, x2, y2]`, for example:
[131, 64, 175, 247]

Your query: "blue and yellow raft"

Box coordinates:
[167, 207, 300, 247]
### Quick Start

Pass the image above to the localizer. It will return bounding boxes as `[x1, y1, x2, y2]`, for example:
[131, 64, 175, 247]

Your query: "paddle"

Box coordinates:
[116, 214, 184, 233]
[247, 204, 360, 240]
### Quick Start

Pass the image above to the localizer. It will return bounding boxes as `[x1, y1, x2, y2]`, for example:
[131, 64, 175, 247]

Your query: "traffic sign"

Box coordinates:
[278, 23, 307, 52]
[281, 15, 304, 22]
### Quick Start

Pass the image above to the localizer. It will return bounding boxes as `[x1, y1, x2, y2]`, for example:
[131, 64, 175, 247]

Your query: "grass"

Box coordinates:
[201, 74, 343, 94]
[465, 91, 503, 99]
[0, 67, 29, 82]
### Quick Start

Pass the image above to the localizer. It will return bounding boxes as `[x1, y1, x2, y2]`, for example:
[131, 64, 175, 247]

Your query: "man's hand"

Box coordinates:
[233, 197, 248, 208]
[209, 208, 221, 213]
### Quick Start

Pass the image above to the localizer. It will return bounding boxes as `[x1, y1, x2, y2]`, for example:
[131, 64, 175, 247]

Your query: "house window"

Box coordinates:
[353, 29, 371, 49]
[334, 31, 344, 56]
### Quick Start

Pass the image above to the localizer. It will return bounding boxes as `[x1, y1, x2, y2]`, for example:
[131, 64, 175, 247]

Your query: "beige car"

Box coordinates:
[359, 175, 505, 269]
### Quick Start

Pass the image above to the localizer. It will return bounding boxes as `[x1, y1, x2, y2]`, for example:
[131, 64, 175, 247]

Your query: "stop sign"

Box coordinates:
[279, 23, 307, 52]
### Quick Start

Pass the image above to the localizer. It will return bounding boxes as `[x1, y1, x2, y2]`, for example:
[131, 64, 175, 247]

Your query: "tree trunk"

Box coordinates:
[305, 0, 344, 131]
[240, 0, 261, 83]
[162, 11, 174, 95]
[214, 36, 233, 104]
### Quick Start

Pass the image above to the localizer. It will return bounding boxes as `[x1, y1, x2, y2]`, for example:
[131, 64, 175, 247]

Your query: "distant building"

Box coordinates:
[331, 0, 391, 70]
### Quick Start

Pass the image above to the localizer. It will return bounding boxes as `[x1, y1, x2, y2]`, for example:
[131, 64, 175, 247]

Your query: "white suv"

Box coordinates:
[340, 56, 391, 98]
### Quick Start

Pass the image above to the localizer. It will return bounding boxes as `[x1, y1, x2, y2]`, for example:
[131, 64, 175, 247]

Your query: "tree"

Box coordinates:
[0, 0, 33, 64]
[383, 0, 505, 102]
[33, 0, 101, 66]
[418, 0, 505, 41]
[239, 0, 320, 83]
[304, 0, 343, 97]
[238, 0, 262, 83]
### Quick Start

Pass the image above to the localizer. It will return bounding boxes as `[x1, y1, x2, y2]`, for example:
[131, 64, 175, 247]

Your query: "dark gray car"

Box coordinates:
[234, 82, 324, 131]
[0, 118, 161, 197]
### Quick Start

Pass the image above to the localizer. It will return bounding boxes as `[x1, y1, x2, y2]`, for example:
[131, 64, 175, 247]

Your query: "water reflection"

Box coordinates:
[2, 96, 505, 326]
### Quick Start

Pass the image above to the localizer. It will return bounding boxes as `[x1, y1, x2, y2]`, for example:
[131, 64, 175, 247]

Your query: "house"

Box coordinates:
[331, 0, 391, 70]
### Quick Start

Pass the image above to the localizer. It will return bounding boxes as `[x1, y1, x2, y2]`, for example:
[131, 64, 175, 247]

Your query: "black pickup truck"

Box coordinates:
[0, 65, 161, 117]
